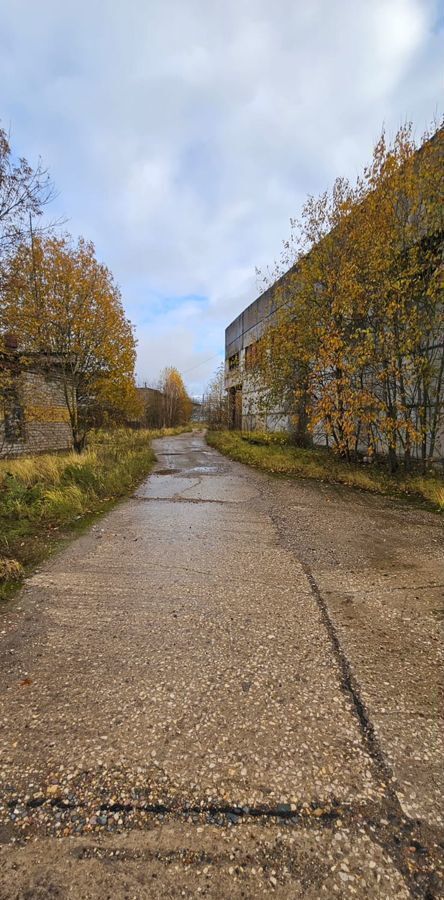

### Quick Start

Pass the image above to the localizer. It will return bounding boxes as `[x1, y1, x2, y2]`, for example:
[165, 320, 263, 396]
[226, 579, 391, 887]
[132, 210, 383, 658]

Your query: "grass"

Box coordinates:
[206, 430, 444, 512]
[0, 426, 191, 601]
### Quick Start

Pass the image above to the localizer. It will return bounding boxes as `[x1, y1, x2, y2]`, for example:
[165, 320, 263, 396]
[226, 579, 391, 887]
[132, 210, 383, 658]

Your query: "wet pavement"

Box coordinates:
[0, 431, 442, 898]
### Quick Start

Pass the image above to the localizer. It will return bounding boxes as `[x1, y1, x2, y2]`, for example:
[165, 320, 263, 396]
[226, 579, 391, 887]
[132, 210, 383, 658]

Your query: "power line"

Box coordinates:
[182, 353, 222, 375]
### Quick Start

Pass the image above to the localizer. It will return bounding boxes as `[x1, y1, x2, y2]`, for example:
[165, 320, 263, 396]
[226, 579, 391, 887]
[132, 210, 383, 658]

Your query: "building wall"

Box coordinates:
[134, 386, 164, 428]
[225, 286, 290, 432]
[225, 132, 444, 462]
[1, 368, 72, 458]
[225, 289, 444, 461]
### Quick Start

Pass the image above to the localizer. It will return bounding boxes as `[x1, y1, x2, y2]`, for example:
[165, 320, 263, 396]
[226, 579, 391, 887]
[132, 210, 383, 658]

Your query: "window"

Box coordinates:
[228, 352, 240, 371]
[245, 340, 262, 371]
[3, 384, 25, 443]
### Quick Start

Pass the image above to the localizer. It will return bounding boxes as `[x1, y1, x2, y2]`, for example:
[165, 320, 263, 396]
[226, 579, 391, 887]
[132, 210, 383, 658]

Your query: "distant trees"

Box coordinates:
[203, 364, 228, 428]
[3, 234, 140, 451]
[158, 367, 192, 427]
[255, 121, 444, 471]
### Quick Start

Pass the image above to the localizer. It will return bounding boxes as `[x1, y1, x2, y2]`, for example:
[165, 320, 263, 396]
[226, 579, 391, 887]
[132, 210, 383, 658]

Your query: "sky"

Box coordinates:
[0, 1, 443, 395]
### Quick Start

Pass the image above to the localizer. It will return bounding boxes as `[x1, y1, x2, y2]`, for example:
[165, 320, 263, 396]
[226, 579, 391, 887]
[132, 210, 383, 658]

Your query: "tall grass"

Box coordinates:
[207, 430, 444, 512]
[0, 426, 191, 598]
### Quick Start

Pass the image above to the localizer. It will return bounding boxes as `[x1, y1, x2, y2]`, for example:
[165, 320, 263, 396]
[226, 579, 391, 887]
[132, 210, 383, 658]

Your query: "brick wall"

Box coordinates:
[1, 367, 73, 458]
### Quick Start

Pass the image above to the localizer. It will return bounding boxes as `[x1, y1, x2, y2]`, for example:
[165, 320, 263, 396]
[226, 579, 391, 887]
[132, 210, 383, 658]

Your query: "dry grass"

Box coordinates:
[207, 430, 444, 512]
[410, 478, 444, 511]
[0, 425, 192, 598]
[0, 557, 24, 583]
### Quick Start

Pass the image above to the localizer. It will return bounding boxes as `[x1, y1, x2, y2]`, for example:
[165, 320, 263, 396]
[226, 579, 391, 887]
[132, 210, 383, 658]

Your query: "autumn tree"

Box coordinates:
[354, 122, 444, 470]
[0, 126, 55, 441]
[255, 178, 373, 457]
[3, 234, 139, 451]
[0, 124, 54, 264]
[256, 120, 444, 470]
[203, 364, 228, 428]
[158, 367, 192, 427]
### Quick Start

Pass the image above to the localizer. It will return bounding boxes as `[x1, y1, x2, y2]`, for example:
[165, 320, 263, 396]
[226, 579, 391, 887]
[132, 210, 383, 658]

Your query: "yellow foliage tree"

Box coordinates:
[158, 367, 192, 427]
[0, 125, 55, 449]
[257, 120, 444, 470]
[3, 234, 139, 450]
[203, 364, 229, 428]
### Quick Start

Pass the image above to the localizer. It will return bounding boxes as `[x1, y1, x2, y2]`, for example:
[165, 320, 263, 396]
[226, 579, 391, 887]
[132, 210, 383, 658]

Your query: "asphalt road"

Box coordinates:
[0, 431, 442, 898]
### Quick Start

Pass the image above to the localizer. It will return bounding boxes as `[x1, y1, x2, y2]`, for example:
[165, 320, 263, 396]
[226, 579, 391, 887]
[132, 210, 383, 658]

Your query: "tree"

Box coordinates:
[203, 364, 228, 428]
[0, 125, 54, 263]
[256, 177, 374, 457]
[3, 234, 139, 451]
[158, 367, 192, 427]
[355, 122, 444, 470]
[256, 120, 444, 469]
[0, 126, 55, 443]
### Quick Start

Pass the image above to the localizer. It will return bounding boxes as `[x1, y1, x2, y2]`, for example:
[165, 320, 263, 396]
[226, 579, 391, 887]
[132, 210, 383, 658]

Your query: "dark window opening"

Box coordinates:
[228, 352, 240, 370]
[245, 340, 262, 371]
[3, 386, 25, 443]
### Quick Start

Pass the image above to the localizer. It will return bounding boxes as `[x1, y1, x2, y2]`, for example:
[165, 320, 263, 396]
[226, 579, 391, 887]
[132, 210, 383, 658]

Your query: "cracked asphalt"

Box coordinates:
[0, 431, 443, 898]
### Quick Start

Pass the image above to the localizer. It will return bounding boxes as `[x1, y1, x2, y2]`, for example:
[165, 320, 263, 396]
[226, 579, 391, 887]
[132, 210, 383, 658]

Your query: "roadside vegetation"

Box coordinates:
[251, 121, 444, 473]
[141, 367, 193, 428]
[0, 426, 190, 601]
[0, 124, 145, 453]
[207, 430, 444, 512]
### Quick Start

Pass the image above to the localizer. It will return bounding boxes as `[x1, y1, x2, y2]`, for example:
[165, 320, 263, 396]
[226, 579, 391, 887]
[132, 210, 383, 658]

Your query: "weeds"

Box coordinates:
[0, 557, 24, 583]
[206, 430, 444, 512]
[0, 426, 192, 600]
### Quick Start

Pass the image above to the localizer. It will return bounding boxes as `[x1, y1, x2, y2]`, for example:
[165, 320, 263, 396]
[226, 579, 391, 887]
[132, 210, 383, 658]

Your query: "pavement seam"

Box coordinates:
[133, 496, 235, 505]
[262, 489, 442, 899]
[9, 797, 343, 822]
[288, 553, 440, 899]
[323, 581, 444, 597]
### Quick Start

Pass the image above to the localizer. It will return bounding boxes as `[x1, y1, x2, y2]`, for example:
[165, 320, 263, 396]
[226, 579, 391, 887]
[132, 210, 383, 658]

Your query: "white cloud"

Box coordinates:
[0, 0, 442, 390]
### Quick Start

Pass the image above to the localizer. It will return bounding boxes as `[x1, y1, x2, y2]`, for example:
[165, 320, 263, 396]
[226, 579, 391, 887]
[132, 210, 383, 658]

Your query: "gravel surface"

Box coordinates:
[0, 431, 442, 898]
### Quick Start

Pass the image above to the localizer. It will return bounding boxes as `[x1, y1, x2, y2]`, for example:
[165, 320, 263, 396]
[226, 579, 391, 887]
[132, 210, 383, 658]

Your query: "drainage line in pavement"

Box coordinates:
[134, 497, 230, 505]
[17, 796, 343, 823]
[300, 562, 438, 900]
[7, 794, 442, 894]
[302, 566, 398, 787]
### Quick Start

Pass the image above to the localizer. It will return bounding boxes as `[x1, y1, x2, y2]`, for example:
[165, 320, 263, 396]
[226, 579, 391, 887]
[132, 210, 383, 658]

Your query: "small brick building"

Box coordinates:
[133, 386, 164, 428]
[1, 337, 73, 458]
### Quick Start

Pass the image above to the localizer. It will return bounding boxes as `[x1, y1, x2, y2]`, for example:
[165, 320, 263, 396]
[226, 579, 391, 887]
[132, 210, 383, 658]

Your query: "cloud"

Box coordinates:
[0, 0, 442, 390]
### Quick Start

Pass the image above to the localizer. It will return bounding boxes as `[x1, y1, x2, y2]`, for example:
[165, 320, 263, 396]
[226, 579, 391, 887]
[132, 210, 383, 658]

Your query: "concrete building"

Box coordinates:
[225, 274, 444, 460]
[135, 386, 164, 428]
[1, 337, 73, 458]
[190, 397, 204, 423]
[224, 130, 444, 462]
[225, 274, 291, 432]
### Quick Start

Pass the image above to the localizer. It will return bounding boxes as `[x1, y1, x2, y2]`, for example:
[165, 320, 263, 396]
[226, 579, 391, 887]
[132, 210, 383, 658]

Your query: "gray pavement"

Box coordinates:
[0, 432, 442, 898]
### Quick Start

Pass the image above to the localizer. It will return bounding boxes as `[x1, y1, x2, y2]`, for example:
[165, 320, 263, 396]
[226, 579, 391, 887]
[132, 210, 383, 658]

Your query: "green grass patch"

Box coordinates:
[0, 425, 191, 602]
[206, 430, 444, 512]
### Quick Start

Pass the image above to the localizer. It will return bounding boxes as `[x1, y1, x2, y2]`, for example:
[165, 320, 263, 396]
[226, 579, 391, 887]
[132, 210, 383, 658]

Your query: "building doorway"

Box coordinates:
[229, 386, 242, 430]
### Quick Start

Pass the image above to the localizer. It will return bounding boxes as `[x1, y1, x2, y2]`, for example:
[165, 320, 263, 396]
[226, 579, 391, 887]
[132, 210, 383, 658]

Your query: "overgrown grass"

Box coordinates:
[0, 426, 191, 600]
[207, 430, 444, 512]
